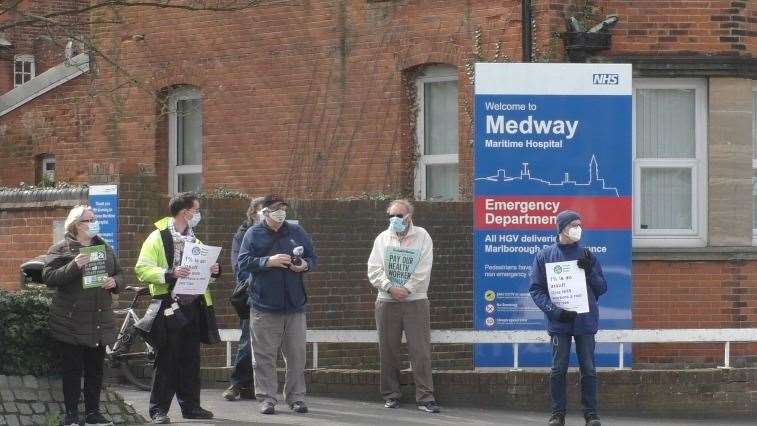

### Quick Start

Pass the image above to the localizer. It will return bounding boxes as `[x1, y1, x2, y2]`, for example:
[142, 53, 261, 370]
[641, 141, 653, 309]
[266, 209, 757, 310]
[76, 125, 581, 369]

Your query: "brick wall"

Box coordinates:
[5, 193, 757, 368]
[0, 189, 87, 291]
[546, 0, 755, 57]
[304, 368, 757, 416]
[0, 1, 754, 196]
[634, 259, 757, 368]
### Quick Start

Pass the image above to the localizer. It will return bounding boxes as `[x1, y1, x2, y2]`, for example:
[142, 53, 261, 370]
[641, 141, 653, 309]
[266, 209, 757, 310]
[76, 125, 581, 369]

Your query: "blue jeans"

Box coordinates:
[230, 318, 253, 388]
[550, 333, 597, 417]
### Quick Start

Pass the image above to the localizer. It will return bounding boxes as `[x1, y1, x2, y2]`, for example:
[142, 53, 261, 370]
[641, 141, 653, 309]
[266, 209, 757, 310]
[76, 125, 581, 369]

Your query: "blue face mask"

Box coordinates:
[87, 221, 100, 237]
[389, 216, 406, 233]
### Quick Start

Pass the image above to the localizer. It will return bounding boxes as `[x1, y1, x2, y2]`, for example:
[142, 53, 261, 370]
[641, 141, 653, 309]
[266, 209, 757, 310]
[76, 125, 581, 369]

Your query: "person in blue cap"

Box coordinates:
[529, 210, 607, 426]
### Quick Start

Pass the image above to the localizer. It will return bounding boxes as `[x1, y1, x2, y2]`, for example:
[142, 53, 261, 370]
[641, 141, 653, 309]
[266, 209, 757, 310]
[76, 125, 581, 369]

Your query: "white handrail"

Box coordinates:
[219, 328, 757, 370]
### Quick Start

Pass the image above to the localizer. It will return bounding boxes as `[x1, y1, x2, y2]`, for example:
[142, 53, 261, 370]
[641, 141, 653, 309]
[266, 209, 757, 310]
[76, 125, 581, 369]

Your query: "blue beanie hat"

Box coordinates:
[556, 210, 581, 234]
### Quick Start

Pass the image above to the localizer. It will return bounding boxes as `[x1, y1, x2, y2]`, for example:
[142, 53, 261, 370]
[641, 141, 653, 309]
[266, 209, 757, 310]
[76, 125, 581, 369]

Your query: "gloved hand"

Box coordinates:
[577, 249, 592, 273]
[558, 309, 577, 322]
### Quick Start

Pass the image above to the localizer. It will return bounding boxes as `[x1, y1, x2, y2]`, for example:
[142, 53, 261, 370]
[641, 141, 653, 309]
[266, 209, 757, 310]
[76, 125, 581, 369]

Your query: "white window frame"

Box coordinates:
[632, 78, 708, 248]
[168, 87, 202, 195]
[414, 65, 459, 201]
[14, 54, 35, 87]
[751, 82, 757, 245]
[41, 156, 55, 181]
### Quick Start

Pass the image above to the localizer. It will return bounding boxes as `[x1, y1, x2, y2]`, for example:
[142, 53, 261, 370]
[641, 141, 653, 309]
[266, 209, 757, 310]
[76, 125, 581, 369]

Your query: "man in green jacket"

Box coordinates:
[135, 192, 219, 424]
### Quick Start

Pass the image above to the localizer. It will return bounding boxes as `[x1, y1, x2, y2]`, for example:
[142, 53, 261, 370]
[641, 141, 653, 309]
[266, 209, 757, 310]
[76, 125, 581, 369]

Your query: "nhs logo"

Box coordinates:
[592, 73, 619, 85]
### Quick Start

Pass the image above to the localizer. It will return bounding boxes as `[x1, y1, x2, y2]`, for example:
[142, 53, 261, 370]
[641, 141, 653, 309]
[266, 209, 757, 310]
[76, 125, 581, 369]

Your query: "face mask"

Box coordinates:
[188, 211, 202, 228]
[389, 216, 406, 233]
[269, 209, 287, 223]
[86, 221, 100, 238]
[567, 226, 582, 242]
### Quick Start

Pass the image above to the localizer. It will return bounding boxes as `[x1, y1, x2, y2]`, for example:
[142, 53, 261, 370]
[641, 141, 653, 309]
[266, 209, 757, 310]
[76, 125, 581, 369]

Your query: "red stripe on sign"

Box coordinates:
[474, 196, 631, 230]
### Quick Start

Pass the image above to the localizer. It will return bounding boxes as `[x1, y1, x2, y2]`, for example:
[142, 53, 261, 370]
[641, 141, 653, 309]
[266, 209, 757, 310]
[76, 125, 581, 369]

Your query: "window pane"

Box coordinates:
[753, 171, 757, 230]
[636, 89, 695, 159]
[22, 73, 31, 83]
[753, 91, 757, 160]
[640, 168, 692, 230]
[423, 80, 458, 155]
[176, 99, 202, 166]
[23, 62, 31, 73]
[426, 163, 458, 201]
[15, 74, 22, 85]
[178, 173, 202, 193]
[14, 61, 21, 73]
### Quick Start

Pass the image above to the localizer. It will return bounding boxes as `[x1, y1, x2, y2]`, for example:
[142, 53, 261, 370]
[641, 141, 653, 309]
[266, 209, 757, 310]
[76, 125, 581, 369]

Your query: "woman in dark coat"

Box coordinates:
[43, 205, 123, 426]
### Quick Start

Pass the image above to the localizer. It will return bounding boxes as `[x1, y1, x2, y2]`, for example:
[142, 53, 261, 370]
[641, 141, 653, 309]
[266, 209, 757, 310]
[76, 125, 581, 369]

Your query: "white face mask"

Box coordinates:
[269, 209, 286, 223]
[567, 226, 582, 242]
[188, 211, 201, 228]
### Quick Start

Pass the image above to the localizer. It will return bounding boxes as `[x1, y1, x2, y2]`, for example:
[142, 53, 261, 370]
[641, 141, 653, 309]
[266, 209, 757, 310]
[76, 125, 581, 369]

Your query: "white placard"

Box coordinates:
[545, 260, 590, 314]
[172, 242, 222, 296]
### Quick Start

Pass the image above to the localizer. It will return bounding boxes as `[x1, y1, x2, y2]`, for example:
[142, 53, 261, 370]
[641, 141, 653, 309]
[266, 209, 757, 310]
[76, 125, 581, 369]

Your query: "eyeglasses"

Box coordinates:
[79, 219, 96, 224]
[388, 214, 404, 219]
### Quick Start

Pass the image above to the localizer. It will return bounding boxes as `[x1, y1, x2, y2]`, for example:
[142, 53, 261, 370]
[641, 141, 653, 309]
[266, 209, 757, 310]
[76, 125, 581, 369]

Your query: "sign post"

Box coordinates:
[89, 184, 118, 253]
[473, 63, 633, 368]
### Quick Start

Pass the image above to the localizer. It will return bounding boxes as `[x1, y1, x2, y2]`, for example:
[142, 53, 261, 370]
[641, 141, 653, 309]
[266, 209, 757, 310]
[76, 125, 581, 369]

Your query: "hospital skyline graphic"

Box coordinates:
[475, 155, 621, 197]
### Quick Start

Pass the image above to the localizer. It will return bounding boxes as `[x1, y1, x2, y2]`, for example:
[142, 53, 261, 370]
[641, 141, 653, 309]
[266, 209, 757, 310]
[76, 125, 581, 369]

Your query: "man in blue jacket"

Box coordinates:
[237, 195, 317, 415]
[529, 210, 607, 426]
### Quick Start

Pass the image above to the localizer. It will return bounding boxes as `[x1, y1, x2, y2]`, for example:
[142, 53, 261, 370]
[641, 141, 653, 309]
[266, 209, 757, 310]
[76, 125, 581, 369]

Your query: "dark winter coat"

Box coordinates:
[237, 221, 318, 313]
[43, 234, 124, 347]
[529, 241, 607, 335]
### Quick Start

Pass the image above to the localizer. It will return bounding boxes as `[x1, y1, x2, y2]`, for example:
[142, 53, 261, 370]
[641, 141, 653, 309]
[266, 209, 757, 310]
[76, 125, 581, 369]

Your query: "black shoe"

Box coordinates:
[239, 387, 256, 400]
[182, 406, 213, 419]
[84, 411, 114, 426]
[62, 413, 80, 426]
[384, 398, 400, 409]
[585, 413, 601, 426]
[548, 413, 565, 426]
[150, 412, 170, 424]
[223, 384, 241, 401]
[417, 400, 440, 413]
[289, 401, 308, 413]
[260, 401, 275, 415]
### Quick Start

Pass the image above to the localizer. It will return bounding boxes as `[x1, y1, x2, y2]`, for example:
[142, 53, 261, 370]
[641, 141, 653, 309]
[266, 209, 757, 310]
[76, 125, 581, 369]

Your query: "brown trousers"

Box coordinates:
[375, 298, 435, 403]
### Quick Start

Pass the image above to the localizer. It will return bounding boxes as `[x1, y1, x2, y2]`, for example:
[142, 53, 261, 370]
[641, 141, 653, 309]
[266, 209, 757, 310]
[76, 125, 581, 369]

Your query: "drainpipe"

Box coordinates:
[522, 0, 532, 62]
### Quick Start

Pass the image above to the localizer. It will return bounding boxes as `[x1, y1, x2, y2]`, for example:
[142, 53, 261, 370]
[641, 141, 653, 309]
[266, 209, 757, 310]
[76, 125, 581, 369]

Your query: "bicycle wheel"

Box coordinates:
[116, 326, 154, 391]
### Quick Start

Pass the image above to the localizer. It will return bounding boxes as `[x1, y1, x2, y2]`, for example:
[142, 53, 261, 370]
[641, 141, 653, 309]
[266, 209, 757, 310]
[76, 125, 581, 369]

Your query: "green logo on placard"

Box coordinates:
[484, 290, 496, 302]
[192, 246, 201, 256]
[553, 265, 563, 274]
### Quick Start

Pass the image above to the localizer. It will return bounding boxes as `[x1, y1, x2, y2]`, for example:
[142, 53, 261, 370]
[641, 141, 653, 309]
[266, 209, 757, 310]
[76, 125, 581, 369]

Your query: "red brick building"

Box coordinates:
[0, 0, 756, 367]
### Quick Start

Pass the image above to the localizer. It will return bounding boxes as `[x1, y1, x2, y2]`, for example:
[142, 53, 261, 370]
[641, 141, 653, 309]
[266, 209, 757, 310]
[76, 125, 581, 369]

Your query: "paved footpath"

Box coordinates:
[114, 386, 753, 426]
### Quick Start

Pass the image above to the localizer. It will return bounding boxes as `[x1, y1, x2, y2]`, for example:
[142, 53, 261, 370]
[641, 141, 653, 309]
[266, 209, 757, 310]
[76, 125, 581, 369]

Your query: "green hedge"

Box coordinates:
[0, 288, 59, 376]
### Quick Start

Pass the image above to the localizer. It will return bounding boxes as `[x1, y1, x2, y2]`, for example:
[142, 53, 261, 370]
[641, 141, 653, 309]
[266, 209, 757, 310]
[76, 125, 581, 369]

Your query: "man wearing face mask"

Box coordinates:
[236, 194, 317, 415]
[367, 199, 440, 414]
[135, 192, 221, 424]
[529, 210, 607, 426]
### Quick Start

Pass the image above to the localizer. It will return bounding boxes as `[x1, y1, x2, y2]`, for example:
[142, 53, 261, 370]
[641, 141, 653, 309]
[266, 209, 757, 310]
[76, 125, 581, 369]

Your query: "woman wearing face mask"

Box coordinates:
[43, 205, 123, 426]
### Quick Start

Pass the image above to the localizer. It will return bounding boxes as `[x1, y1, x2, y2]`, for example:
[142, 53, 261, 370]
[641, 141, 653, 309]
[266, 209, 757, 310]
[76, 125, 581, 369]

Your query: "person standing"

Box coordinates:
[223, 196, 264, 401]
[135, 192, 220, 424]
[237, 194, 317, 415]
[43, 205, 123, 426]
[367, 199, 440, 413]
[529, 210, 607, 426]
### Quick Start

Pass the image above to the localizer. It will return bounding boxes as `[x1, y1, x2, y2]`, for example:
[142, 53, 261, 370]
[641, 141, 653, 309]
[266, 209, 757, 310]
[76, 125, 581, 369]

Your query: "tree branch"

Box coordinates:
[0, 0, 260, 32]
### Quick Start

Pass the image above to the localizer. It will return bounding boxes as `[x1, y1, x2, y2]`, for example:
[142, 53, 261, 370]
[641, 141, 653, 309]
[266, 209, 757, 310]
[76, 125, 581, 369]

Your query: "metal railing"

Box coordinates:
[219, 328, 757, 370]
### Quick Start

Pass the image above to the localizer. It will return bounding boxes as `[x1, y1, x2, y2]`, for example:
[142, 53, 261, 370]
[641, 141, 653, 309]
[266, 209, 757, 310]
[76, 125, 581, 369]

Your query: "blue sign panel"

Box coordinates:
[473, 63, 633, 368]
[89, 185, 118, 253]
